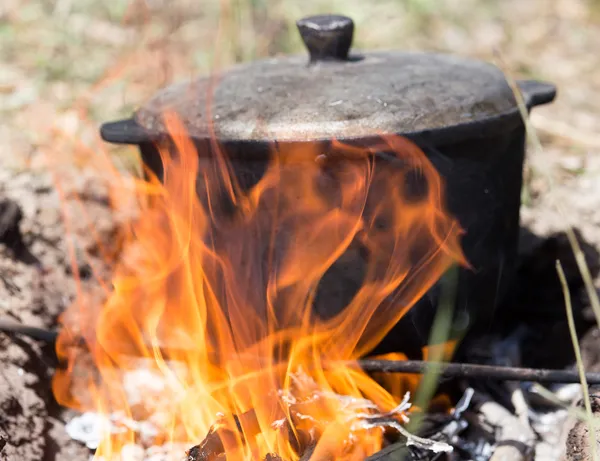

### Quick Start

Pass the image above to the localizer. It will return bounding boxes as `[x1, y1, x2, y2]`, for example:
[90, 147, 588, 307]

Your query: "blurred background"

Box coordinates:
[1, 0, 599, 174]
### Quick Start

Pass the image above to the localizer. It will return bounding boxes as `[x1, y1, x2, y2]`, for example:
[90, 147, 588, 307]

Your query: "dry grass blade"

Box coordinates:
[557, 259, 599, 461]
[496, 52, 600, 333]
[408, 266, 459, 433]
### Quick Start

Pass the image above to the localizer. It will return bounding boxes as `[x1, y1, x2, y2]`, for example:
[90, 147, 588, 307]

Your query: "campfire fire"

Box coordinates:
[52, 112, 465, 460]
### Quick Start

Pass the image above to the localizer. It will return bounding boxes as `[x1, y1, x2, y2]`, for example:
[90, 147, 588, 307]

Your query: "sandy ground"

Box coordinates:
[0, 169, 118, 459]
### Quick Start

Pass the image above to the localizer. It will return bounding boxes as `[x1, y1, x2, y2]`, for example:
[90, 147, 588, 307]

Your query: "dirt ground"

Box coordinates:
[1, 0, 600, 459]
[0, 169, 119, 459]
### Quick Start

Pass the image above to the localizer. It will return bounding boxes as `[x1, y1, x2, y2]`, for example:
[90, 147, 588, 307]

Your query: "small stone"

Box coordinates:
[565, 394, 600, 461]
[65, 412, 109, 450]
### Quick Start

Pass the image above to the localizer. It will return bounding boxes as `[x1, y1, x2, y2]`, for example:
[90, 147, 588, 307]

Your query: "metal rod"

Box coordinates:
[356, 359, 600, 384]
[1, 318, 597, 385]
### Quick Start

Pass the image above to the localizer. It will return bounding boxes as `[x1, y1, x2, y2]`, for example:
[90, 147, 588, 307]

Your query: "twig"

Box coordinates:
[557, 260, 599, 461]
[4, 317, 600, 384]
[0, 317, 58, 343]
[356, 360, 600, 384]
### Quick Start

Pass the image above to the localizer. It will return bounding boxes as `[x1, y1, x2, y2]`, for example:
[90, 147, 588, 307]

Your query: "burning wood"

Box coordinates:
[184, 385, 451, 461]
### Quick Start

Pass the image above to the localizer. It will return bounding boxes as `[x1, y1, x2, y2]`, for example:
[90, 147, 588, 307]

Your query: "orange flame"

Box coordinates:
[53, 112, 465, 460]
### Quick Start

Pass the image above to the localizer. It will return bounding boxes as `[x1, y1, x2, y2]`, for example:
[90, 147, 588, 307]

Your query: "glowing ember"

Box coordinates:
[53, 111, 465, 460]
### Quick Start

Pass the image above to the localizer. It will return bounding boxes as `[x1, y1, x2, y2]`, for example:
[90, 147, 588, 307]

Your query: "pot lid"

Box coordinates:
[123, 15, 555, 145]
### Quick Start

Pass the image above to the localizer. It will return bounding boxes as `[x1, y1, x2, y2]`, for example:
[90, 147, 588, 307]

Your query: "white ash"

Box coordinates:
[66, 411, 186, 461]
[65, 412, 109, 450]
[532, 409, 571, 461]
[66, 411, 160, 450]
[551, 383, 583, 403]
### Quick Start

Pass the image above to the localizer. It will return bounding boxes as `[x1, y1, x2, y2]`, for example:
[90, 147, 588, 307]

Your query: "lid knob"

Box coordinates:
[296, 15, 354, 63]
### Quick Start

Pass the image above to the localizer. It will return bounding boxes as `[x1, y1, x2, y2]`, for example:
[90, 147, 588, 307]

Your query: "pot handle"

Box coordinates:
[516, 79, 557, 109]
[100, 118, 151, 145]
[296, 15, 354, 63]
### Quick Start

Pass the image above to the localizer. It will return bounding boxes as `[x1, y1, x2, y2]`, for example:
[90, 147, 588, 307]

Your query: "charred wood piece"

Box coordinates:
[186, 411, 298, 461]
[263, 454, 284, 461]
[185, 425, 231, 461]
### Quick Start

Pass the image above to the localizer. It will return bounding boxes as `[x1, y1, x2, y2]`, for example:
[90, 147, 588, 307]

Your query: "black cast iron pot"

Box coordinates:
[99, 15, 556, 359]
